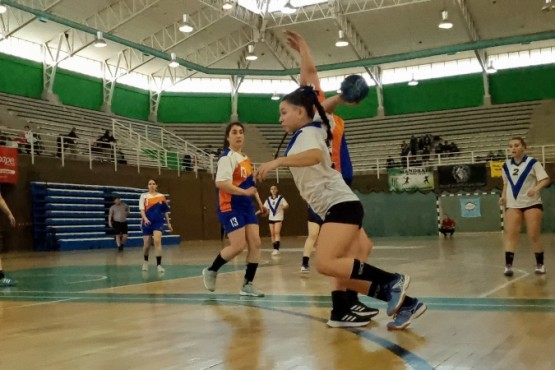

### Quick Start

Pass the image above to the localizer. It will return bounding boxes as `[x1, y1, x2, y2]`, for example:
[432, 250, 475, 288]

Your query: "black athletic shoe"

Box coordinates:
[326, 311, 371, 328]
[350, 302, 379, 318]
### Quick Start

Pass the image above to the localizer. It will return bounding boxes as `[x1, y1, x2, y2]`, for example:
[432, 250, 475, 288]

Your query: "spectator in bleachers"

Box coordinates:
[495, 149, 505, 160]
[422, 145, 431, 165]
[116, 149, 127, 165]
[386, 156, 395, 169]
[18, 125, 42, 155]
[409, 135, 418, 156]
[96, 130, 116, 161]
[0, 130, 7, 146]
[66, 127, 78, 156]
[0, 189, 16, 287]
[450, 142, 459, 156]
[182, 154, 193, 171]
[400, 141, 409, 157]
[109, 197, 130, 252]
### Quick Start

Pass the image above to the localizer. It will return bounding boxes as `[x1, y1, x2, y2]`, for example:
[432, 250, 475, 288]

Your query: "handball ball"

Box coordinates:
[340, 75, 369, 103]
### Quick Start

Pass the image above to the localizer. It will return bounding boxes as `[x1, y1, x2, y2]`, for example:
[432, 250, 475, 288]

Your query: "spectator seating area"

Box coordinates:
[0, 92, 210, 170]
[31, 182, 180, 251]
[255, 101, 538, 172]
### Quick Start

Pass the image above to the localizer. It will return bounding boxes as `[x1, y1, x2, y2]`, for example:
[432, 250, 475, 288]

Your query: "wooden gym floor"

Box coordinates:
[1, 232, 554, 370]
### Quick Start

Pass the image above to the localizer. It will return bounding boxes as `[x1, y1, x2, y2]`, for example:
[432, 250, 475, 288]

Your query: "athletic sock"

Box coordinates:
[209, 253, 227, 272]
[505, 252, 515, 266]
[244, 262, 259, 284]
[350, 259, 397, 284]
[535, 252, 544, 265]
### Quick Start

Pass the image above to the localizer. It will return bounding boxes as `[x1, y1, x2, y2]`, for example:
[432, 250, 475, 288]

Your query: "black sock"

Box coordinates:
[505, 252, 515, 266]
[350, 259, 397, 285]
[331, 290, 349, 314]
[272, 242, 278, 250]
[368, 282, 389, 302]
[156, 256, 162, 266]
[209, 253, 227, 272]
[535, 252, 544, 265]
[302, 256, 309, 267]
[276, 241, 280, 250]
[144, 255, 149, 262]
[244, 262, 259, 284]
[0, 271, 4, 279]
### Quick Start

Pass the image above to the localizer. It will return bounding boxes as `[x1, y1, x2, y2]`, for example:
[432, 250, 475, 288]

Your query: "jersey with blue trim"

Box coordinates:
[215, 148, 255, 213]
[139, 192, 169, 224]
[264, 195, 289, 221]
[285, 122, 358, 219]
[502, 155, 549, 208]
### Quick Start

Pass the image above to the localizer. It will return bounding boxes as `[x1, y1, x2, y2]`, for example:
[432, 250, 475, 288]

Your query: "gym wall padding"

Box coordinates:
[540, 185, 555, 233]
[356, 191, 438, 237]
[489, 64, 555, 104]
[438, 192, 502, 233]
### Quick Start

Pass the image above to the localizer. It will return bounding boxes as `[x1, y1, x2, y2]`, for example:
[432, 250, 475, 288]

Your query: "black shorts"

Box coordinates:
[112, 221, 128, 235]
[509, 204, 543, 213]
[268, 220, 282, 225]
[322, 201, 364, 229]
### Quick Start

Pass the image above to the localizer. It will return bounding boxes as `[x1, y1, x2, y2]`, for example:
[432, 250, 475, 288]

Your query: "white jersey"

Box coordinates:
[264, 196, 289, 221]
[502, 156, 549, 208]
[285, 122, 358, 219]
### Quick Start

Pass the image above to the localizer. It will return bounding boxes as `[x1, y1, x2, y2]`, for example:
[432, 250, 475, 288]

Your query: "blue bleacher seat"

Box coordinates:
[31, 182, 180, 251]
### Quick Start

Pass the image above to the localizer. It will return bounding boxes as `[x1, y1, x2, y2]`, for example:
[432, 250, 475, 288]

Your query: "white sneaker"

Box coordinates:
[300, 265, 310, 273]
[142, 262, 148, 271]
[157, 265, 165, 273]
[271, 249, 280, 256]
[535, 264, 546, 274]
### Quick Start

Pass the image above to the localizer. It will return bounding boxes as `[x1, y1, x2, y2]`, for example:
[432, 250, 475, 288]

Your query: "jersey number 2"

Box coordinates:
[512, 168, 519, 176]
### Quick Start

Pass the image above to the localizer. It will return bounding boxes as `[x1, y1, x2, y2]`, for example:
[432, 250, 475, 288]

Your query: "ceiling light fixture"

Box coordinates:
[335, 30, 349, 47]
[281, 1, 297, 14]
[0, 4, 7, 14]
[245, 44, 258, 61]
[94, 31, 107, 48]
[542, 0, 555, 11]
[169, 52, 179, 68]
[438, 10, 453, 29]
[222, 1, 234, 10]
[408, 74, 419, 86]
[271, 92, 280, 101]
[179, 14, 194, 33]
[486, 61, 497, 74]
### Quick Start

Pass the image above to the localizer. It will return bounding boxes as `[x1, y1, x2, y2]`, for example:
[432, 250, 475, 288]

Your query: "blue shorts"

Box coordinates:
[141, 221, 165, 236]
[218, 209, 258, 234]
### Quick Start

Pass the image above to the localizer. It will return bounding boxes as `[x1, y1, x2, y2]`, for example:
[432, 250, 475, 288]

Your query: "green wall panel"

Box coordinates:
[0, 54, 42, 98]
[238, 94, 281, 124]
[112, 85, 150, 121]
[357, 191, 438, 237]
[158, 93, 230, 123]
[383, 74, 484, 115]
[489, 64, 555, 104]
[53, 71, 103, 111]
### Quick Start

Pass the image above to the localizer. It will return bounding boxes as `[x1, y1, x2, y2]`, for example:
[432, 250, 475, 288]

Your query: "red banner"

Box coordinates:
[0, 147, 18, 184]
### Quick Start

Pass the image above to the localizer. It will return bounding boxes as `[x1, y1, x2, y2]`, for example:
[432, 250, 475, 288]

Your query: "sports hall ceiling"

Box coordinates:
[0, 0, 554, 81]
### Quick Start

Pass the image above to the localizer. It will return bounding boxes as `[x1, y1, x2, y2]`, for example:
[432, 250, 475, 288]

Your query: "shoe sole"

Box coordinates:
[326, 319, 371, 328]
[202, 269, 216, 292]
[504, 271, 514, 277]
[239, 291, 265, 297]
[387, 304, 427, 331]
[387, 275, 411, 316]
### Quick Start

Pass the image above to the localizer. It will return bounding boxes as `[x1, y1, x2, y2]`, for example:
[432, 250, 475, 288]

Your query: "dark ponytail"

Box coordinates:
[282, 86, 332, 147]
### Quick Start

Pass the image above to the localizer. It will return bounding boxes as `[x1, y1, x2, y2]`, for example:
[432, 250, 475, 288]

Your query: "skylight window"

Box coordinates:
[237, 0, 326, 14]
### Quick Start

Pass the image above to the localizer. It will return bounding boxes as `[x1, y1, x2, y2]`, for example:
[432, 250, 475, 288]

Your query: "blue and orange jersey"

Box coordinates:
[315, 89, 353, 184]
[139, 192, 169, 224]
[215, 147, 255, 214]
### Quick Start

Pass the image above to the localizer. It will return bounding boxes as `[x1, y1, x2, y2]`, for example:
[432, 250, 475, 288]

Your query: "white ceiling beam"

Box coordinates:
[1, 0, 63, 37]
[197, 0, 261, 26]
[84, 0, 160, 32]
[265, 0, 430, 28]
